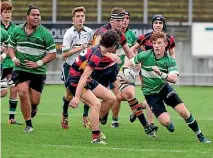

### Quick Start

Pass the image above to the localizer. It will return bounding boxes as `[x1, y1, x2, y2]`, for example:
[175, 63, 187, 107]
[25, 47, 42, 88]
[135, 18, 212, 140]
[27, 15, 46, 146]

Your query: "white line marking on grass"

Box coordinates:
[43, 144, 210, 154]
[1, 112, 213, 121]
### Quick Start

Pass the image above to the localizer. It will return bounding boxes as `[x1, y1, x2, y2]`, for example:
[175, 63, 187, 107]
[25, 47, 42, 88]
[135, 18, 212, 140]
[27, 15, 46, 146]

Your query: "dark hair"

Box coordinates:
[27, 4, 39, 15]
[124, 10, 130, 17]
[152, 14, 166, 31]
[100, 30, 120, 48]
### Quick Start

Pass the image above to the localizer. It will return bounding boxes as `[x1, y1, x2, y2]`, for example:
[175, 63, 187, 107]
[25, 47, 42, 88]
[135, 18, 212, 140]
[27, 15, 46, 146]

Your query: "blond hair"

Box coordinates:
[72, 6, 86, 17]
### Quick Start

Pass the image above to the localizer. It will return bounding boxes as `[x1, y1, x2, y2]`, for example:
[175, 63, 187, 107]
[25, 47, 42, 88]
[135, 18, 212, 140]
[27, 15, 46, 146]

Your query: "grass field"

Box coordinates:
[1, 85, 213, 158]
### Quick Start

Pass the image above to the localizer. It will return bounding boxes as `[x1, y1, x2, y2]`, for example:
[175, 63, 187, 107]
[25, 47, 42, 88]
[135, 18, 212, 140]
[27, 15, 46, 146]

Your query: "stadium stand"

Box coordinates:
[7, 0, 213, 22]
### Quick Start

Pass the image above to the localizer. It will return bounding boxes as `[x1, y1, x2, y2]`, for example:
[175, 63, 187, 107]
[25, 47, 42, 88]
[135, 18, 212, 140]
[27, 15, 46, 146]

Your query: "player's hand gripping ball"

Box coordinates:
[119, 66, 136, 84]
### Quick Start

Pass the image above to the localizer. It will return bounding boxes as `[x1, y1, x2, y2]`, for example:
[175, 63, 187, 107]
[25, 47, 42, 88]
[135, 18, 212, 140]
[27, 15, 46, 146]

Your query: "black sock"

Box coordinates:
[62, 97, 69, 117]
[9, 98, 18, 119]
[31, 104, 38, 110]
[83, 104, 90, 117]
[26, 119, 33, 127]
[185, 114, 201, 135]
[128, 98, 148, 127]
[92, 130, 100, 140]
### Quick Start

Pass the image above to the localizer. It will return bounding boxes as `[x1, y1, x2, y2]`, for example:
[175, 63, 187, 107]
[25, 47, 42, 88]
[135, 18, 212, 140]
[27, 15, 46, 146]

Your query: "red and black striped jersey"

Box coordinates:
[69, 46, 103, 77]
[136, 32, 175, 51]
[92, 23, 127, 69]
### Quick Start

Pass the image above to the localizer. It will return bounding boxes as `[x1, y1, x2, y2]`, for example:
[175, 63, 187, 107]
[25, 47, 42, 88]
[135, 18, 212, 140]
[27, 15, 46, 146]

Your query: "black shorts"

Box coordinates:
[1, 67, 13, 80]
[11, 70, 46, 93]
[91, 63, 119, 88]
[61, 62, 70, 88]
[67, 77, 99, 96]
[145, 83, 183, 118]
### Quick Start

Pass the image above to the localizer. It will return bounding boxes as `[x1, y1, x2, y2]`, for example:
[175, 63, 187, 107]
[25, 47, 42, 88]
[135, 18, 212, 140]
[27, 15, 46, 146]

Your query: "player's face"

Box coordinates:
[153, 20, 163, 32]
[152, 38, 166, 55]
[1, 10, 12, 22]
[111, 19, 123, 30]
[122, 15, 130, 28]
[27, 9, 41, 27]
[73, 11, 85, 26]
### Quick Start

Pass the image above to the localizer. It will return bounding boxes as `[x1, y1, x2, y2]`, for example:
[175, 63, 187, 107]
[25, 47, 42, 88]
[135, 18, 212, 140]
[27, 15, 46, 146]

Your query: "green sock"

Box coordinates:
[185, 114, 201, 135]
[9, 98, 18, 119]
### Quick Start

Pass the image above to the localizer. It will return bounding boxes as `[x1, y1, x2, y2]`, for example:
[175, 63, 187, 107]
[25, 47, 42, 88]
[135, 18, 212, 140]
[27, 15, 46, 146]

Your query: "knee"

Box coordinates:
[122, 90, 134, 101]
[158, 113, 171, 127]
[141, 101, 148, 109]
[18, 90, 28, 98]
[107, 95, 116, 105]
[31, 99, 40, 105]
[114, 91, 122, 102]
[64, 92, 73, 101]
[160, 119, 171, 127]
[90, 101, 101, 111]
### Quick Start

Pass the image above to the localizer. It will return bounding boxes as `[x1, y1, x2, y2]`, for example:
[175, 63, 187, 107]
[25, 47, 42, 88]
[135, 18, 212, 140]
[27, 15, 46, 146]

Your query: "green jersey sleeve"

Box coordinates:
[1, 28, 9, 46]
[8, 27, 18, 48]
[132, 51, 150, 65]
[168, 58, 179, 75]
[131, 31, 136, 46]
[44, 29, 56, 54]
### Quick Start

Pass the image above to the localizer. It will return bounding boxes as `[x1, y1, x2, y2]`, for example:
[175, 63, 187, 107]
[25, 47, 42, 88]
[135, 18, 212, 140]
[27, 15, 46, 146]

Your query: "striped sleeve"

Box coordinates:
[44, 29, 56, 54]
[168, 58, 179, 75]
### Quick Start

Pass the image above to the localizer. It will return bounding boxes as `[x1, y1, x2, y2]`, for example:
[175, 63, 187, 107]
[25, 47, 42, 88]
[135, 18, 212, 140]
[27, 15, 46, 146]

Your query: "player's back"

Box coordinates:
[70, 46, 102, 76]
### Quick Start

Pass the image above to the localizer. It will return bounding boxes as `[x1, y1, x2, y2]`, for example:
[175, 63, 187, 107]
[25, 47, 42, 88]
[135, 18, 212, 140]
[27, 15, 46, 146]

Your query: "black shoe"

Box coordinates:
[144, 124, 158, 137]
[100, 113, 109, 125]
[197, 133, 211, 143]
[130, 113, 137, 123]
[31, 107, 38, 118]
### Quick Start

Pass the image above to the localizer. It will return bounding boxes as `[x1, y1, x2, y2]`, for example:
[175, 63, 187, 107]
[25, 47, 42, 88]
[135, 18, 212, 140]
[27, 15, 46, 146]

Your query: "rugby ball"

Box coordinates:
[120, 66, 136, 84]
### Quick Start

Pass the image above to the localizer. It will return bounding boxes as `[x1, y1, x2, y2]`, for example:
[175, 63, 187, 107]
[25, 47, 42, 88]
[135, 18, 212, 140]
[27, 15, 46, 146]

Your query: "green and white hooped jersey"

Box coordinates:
[132, 50, 179, 95]
[1, 22, 16, 69]
[9, 23, 56, 75]
[62, 25, 93, 66]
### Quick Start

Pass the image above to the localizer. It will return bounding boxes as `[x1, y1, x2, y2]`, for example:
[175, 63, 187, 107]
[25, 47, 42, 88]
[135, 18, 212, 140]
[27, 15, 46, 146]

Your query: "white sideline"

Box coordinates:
[43, 144, 210, 154]
[1, 111, 213, 121]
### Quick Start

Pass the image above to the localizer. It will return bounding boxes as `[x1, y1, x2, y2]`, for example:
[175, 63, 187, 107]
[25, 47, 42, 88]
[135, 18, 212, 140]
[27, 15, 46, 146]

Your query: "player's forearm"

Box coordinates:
[75, 75, 87, 99]
[8, 47, 16, 60]
[160, 72, 178, 83]
[40, 53, 56, 65]
[130, 43, 140, 54]
[123, 44, 134, 59]
[62, 46, 84, 58]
